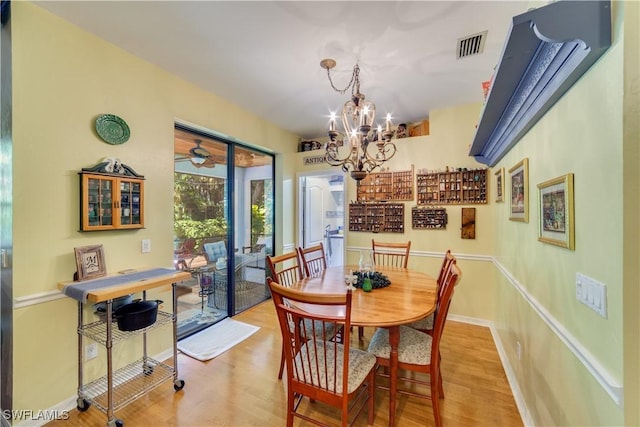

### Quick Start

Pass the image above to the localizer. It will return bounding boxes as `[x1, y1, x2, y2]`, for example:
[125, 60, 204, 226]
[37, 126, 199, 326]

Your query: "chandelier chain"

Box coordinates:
[326, 64, 360, 96]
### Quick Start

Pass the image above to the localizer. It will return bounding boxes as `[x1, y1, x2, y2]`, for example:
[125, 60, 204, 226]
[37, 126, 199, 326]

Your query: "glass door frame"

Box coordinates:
[174, 124, 274, 321]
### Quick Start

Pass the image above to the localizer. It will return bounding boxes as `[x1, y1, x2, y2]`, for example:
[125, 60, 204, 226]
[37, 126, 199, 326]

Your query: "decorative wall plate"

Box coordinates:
[95, 114, 130, 145]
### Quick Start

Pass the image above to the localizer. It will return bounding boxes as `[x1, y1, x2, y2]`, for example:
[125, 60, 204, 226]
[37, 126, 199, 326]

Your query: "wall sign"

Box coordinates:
[303, 155, 326, 166]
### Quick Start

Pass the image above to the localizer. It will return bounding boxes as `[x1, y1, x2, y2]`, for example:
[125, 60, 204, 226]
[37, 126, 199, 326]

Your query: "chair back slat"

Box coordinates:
[372, 239, 411, 268]
[297, 242, 327, 278]
[266, 251, 303, 287]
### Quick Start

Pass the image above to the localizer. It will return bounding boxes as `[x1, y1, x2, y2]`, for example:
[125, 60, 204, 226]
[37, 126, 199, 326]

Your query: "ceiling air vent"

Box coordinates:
[457, 31, 487, 59]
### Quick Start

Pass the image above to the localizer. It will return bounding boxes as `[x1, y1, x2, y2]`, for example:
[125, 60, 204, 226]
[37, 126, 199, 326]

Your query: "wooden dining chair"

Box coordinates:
[266, 251, 304, 379]
[358, 239, 412, 340]
[297, 242, 327, 278]
[371, 239, 411, 269]
[267, 251, 304, 286]
[407, 250, 456, 334]
[268, 278, 376, 427]
[367, 263, 462, 427]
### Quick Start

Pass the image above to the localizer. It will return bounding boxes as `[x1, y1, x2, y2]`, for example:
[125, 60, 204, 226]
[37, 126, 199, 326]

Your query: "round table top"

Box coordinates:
[292, 265, 437, 328]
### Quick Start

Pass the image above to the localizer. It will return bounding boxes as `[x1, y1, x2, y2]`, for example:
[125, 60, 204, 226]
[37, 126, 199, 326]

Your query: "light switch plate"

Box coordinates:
[576, 273, 607, 318]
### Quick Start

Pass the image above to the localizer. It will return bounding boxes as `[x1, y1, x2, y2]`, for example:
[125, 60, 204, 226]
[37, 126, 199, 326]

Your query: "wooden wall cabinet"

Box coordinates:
[79, 161, 145, 231]
[416, 169, 487, 205]
[349, 203, 405, 233]
[356, 167, 414, 202]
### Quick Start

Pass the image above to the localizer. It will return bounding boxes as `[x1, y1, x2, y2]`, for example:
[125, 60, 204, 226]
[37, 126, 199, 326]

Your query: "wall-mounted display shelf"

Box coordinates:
[349, 203, 404, 233]
[416, 168, 487, 205]
[412, 207, 447, 230]
[356, 166, 414, 202]
[469, 1, 611, 166]
[79, 160, 145, 231]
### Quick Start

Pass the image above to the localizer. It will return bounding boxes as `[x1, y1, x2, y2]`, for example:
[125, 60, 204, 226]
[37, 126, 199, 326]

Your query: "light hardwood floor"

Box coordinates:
[47, 301, 523, 427]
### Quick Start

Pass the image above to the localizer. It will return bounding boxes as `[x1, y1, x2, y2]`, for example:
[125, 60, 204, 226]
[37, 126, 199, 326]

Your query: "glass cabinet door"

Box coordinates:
[87, 177, 114, 227]
[119, 179, 143, 227]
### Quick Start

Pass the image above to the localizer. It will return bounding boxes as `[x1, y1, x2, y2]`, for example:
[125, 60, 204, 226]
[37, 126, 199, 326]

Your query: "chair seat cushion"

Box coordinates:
[368, 325, 433, 365]
[294, 341, 376, 394]
[406, 313, 433, 331]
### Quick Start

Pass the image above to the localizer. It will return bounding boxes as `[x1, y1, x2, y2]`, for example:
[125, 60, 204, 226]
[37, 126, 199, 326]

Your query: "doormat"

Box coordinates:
[177, 318, 260, 361]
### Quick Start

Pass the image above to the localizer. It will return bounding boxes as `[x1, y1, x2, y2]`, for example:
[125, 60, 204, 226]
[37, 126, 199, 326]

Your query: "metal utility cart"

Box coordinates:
[59, 268, 191, 427]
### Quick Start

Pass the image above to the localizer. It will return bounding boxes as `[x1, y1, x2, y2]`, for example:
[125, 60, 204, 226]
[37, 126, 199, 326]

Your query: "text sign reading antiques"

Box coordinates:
[303, 155, 326, 166]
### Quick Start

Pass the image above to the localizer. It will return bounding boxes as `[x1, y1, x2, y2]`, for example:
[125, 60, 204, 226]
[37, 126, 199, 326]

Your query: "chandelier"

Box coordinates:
[321, 59, 397, 181]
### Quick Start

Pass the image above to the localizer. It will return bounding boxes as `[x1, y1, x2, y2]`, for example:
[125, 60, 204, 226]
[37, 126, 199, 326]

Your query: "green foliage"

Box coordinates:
[174, 218, 227, 249]
[250, 204, 265, 246]
[174, 172, 227, 249]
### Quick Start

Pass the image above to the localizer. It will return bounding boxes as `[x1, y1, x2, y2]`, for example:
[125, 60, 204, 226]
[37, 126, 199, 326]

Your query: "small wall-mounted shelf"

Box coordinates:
[416, 169, 487, 205]
[356, 166, 414, 202]
[469, 1, 611, 167]
[412, 207, 447, 230]
[349, 203, 404, 233]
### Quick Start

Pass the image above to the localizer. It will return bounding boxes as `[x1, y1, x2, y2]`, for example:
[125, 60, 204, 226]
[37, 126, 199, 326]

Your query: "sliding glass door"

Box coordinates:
[174, 125, 273, 339]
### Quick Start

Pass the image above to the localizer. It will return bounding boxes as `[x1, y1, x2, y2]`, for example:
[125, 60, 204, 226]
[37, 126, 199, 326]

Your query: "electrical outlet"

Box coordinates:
[85, 343, 98, 360]
[141, 239, 151, 253]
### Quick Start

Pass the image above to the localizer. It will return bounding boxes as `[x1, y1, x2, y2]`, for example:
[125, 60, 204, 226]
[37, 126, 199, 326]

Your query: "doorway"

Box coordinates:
[298, 172, 345, 267]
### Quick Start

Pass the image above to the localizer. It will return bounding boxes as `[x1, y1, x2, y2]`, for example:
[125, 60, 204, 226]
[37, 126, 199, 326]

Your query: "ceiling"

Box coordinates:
[174, 127, 272, 168]
[35, 1, 528, 140]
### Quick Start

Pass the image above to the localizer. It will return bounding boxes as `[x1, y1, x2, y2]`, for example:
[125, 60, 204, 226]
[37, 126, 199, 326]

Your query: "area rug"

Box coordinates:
[177, 318, 260, 361]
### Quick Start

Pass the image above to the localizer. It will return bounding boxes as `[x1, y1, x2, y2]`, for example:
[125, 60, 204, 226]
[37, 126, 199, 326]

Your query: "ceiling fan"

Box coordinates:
[175, 139, 216, 168]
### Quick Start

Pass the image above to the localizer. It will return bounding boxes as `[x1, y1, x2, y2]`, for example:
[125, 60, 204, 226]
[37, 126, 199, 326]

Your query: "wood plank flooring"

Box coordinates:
[46, 301, 522, 427]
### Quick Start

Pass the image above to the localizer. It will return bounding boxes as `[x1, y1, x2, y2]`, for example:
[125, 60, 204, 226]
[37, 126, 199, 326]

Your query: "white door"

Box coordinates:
[299, 172, 345, 266]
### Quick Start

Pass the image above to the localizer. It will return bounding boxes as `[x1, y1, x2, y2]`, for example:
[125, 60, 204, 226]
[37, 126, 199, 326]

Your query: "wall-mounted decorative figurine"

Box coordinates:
[461, 207, 476, 239]
[74, 244, 107, 281]
[509, 158, 529, 222]
[95, 114, 130, 145]
[538, 173, 575, 250]
[395, 123, 408, 139]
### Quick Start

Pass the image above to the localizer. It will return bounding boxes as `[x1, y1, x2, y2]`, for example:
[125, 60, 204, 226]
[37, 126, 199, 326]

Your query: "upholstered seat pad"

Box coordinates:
[407, 313, 433, 331]
[368, 325, 433, 365]
[294, 341, 376, 394]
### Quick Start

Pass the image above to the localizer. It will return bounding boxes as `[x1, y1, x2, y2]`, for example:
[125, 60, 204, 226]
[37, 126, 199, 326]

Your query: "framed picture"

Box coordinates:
[74, 244, 107, 281]
[494, 167, 504, 202]
[509, 158, 529, 222]
[538, 173, 575, 250]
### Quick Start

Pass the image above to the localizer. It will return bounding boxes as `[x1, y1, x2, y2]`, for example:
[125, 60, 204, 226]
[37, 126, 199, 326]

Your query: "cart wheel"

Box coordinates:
[77, 397, 91, 412]
[143, 365, 154, 376]
[106, 419, 123, 427]
[116, 420, 124, 427]
[173, 379, 185, 391]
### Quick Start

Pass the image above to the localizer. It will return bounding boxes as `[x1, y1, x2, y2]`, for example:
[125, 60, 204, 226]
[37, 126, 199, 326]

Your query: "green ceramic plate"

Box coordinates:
[95, 114, 130, 145]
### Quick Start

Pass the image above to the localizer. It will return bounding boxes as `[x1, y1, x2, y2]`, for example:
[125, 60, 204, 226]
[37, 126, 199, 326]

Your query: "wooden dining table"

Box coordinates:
[291, 264, 437, 427]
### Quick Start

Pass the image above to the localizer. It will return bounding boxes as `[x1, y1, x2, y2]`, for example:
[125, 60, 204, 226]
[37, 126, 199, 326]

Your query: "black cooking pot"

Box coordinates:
[93, 295, 134, 322]
[113, 299, 163, 331]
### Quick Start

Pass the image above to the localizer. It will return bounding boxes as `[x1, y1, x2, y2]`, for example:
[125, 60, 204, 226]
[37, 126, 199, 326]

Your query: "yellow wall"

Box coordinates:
[12, 2, 298, 411]
[622, 0, 640, 424]
[489, 1, 630, 424]
[11, 1, 638, 426]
